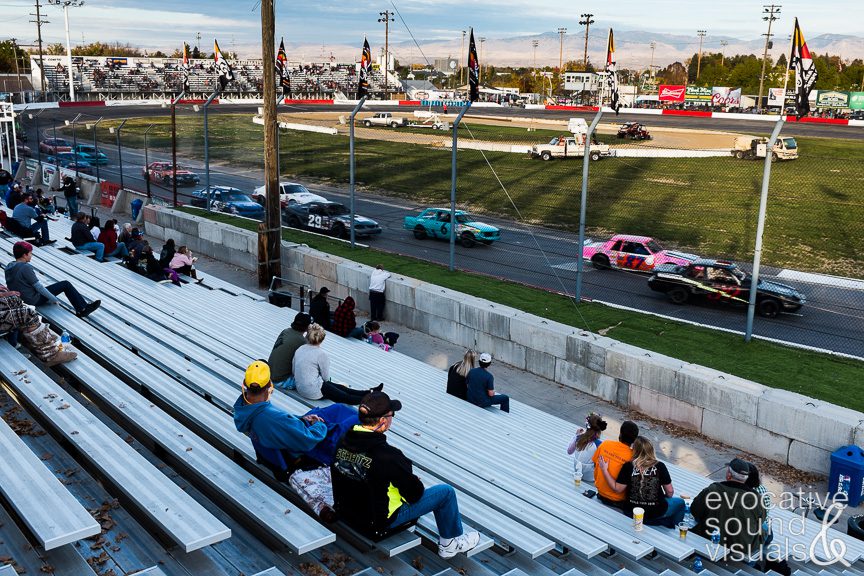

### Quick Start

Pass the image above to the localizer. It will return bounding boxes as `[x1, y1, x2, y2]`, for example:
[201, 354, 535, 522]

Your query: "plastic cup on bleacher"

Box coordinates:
[632, 507, 645, 531]
[678, 522, 689, 540]
[572, 471, 582, 487]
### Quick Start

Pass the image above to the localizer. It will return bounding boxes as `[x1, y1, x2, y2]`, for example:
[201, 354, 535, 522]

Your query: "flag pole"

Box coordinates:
[349, 96, 367, 249]
[780, 24, 795, 116]
[170, 90, 185, 207]
[745, 115, 785, 342]
[203, 87, 220, 212]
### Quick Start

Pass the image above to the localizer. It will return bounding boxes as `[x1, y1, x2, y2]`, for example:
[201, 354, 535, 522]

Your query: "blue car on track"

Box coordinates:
[404, 207, 500, 247]
[72, 144, 109, 165]
[189, 186, 265, 220]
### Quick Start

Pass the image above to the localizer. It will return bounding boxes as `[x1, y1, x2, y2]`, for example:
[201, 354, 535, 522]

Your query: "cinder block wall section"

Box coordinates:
[144, 206, 864, 475]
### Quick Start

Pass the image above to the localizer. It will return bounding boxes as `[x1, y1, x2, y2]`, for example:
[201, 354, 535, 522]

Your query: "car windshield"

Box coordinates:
[732, 267, 746, 281]
[645, 240, 663, 253]
[221, 193, 250, 202]
[79, 146, 96, 153]
[782, 138, 797, 149]
[281, 184, 309, 195]
[455, 214, 474, 224]
[324, 204, 349, 216]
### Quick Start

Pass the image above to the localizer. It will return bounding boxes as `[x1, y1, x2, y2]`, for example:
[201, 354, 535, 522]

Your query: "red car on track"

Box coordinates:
[142, 161, 200, 187]
[581, 234, 699, 272]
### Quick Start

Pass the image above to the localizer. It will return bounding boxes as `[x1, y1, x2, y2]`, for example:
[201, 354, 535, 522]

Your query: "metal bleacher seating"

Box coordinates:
[0, 214, 862, 576]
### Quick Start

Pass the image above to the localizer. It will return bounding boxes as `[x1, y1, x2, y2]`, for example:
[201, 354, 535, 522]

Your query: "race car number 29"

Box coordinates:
[307, 214, 327, 229]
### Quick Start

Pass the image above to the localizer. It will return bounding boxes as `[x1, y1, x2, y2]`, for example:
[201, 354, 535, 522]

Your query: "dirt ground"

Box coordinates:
[276, 110, 741, 150]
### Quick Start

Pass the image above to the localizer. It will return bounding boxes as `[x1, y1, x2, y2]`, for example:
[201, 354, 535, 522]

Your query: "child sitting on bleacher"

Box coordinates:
[566, 413, 607, 483]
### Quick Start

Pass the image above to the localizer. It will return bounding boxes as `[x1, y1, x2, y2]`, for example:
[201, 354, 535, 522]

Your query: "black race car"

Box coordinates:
[647, 259, 805, 318]
[282, 201, 382, 239]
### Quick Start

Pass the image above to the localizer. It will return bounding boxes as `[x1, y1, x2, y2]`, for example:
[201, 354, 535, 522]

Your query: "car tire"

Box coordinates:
[590, 151, 601, 161]
[363, 120, 372, 127]
[757, 298, 781, 318]
[735, 151, 745, 159]
[541, 151, 552, 161]
[390, 122, 399, 128]
[591, 254, 610, 270]
[771, 152, 778, 162]
[668, 287, 689, 305]
[413, 226, 427, 240]
[333, 223, 349, 239]
[163, 176, 172, 185]
[460, 232, 476, 248]
[285, 215, 302, 228]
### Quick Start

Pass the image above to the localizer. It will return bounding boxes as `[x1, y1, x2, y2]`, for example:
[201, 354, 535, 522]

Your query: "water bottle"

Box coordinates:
[692, 557, 703, 573]
[711, 528, 721, 545]
[59, 330, 71, 351]
[683, 500, 694, 526]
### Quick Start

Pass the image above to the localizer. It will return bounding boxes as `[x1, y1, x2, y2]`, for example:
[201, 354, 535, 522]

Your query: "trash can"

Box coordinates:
[130, 198, 144, 220]
[829, 445, 864, 507]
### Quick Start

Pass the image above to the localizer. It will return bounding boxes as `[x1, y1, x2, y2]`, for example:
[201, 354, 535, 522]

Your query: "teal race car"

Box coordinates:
[404, 207, 500, 247]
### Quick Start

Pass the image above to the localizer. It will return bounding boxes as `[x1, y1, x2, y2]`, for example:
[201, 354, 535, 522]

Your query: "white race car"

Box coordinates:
[252, 182, 327, 208]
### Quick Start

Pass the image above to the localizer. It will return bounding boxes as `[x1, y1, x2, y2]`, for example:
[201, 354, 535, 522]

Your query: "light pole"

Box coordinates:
[461, 30, 466, 87]
[532, 39, 539, 70]
[557, 27, 567, 70]
[108, 119, 127, 190]
[64, 113, 81, 179]
[48, 0, 84, 102]
[579, 14, 594, 70]
[757, 4, 781, 112]
[84, 116, 102, 182]
[649, 41, 656, 78]
[28, 109, 46, 165]
[378, 10, 394, 96]
[696, 30, 707, 80]
[720, 40, 729, 68]
[480, 37, 487, 84]
[142, 124, 154, 198]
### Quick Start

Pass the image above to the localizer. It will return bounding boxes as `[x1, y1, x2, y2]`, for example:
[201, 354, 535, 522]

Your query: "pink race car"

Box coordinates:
[582, 234, 699, 272]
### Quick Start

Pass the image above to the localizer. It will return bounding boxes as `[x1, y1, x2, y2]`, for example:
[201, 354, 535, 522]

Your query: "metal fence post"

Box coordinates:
[201, 89, 220, 211]
[745, 116, 785, 342]
[348, 96, 367, 248]
[449, 101, 472, 272]
[575, 109, 604, 303]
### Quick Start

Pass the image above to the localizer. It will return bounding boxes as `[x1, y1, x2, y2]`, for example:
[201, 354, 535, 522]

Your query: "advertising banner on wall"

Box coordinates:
[849, 92, 864, 110]
[815, 90, 850, 108]
[767, 88, 794, 107]
[658, 84, 686, 102]
[685, 86, 712, 102]
[712, 87, 742, 106]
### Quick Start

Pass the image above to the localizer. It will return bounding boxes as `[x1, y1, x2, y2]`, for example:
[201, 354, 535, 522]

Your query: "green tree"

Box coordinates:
[0, 40, 27, 74]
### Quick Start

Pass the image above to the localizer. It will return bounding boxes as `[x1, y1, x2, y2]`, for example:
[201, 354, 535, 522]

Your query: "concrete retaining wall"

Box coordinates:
[144, 205, 864, 475]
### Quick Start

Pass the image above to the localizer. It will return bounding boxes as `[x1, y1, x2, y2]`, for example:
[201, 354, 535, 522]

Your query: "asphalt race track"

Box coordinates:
[23, 104, 864, 358]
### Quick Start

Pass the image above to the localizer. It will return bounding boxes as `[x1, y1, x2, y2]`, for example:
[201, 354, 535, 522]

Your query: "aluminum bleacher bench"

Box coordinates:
[0, 566, 17, 576]
[250, 568, 287, 576]
[0, 416, 101, 550]
[36, 314, 335, 555]
[0, 341, 231, 553]
[128, 568, 168, 575]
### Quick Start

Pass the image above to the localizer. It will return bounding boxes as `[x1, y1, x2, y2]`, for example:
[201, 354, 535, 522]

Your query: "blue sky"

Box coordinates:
[2, 0, 861, 56]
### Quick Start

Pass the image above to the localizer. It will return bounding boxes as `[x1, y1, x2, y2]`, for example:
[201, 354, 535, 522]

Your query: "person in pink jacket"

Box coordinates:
[168, 245, 202, 281]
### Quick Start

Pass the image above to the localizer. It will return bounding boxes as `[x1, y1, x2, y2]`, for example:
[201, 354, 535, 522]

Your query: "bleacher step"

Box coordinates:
[250, 568, 287, 576]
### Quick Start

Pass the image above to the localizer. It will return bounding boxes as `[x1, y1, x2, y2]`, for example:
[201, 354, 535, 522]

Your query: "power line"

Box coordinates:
[29, 0, 48, 98]
[579, 13, 594, 69]
[757, 3, 781, 111]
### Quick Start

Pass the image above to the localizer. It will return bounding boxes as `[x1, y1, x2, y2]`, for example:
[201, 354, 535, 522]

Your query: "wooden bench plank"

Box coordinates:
[36, 314, 335, 555]
[0, 416, 101, 550]
[0, 342, 231, 553]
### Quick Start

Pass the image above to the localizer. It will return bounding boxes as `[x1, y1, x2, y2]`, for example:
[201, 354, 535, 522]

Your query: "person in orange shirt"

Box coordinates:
[592, 420, 639, 506]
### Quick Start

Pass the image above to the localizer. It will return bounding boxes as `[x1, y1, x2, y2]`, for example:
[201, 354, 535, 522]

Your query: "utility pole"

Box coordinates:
[557, 27, 567, 70]
[757, 4, 781, 112]
[579, 13, 594, 70]
[461, 30, 466, 86]
[532, 39, 539, 69]
[258, 0, 281, 286]
[720, 39, 729, 68]
[696, 30, 707, 80]
[378, 10, 394, 96]
[30, 1, 48, 99]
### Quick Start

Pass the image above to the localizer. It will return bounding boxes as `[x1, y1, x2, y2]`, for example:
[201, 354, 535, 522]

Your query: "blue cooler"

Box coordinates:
[829, 445, 864, 507]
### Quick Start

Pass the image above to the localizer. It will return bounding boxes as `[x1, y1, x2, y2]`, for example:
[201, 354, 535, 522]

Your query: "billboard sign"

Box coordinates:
[848, 92, 864, 110]
[712, 86, 742, 106]
[658, 84, 686, 102]
[685, 86, 712, 101]
[815, 90, 849, 109]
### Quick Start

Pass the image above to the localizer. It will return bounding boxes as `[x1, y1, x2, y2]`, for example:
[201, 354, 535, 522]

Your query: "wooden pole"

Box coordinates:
[259, 0, 281, 288]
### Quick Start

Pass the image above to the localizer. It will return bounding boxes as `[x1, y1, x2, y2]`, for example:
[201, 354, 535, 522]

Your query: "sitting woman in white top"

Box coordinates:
[566, 413, 607, 483]
[292, 323, 382, 406]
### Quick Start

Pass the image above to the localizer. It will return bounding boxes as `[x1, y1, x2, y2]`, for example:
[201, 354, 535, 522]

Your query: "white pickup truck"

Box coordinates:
[531, 135, 612, 161]
[362, 112, 409, 128]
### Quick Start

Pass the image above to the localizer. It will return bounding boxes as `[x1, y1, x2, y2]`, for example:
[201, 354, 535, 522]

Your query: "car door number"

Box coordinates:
[308, 214, 328, 229]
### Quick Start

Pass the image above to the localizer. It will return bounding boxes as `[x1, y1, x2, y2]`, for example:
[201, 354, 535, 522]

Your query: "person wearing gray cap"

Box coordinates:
[690, 458, 769, 562]
[268, 312, 313, 390]
[465, 352, 510, 413]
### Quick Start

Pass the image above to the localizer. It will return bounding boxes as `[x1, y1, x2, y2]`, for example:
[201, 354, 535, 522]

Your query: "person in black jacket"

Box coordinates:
[55, 176, 78, 218]
[308, 287, 331, 330]
[70, 212, 105, 262]
[331, 392, 480, 558]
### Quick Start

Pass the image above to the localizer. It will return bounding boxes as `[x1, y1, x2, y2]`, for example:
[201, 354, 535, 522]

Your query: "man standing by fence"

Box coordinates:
[368, 264, 391, 321]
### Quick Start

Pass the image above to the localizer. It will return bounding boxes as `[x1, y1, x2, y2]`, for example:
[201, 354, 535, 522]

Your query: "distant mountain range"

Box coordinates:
[280, 30, 864, 70]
